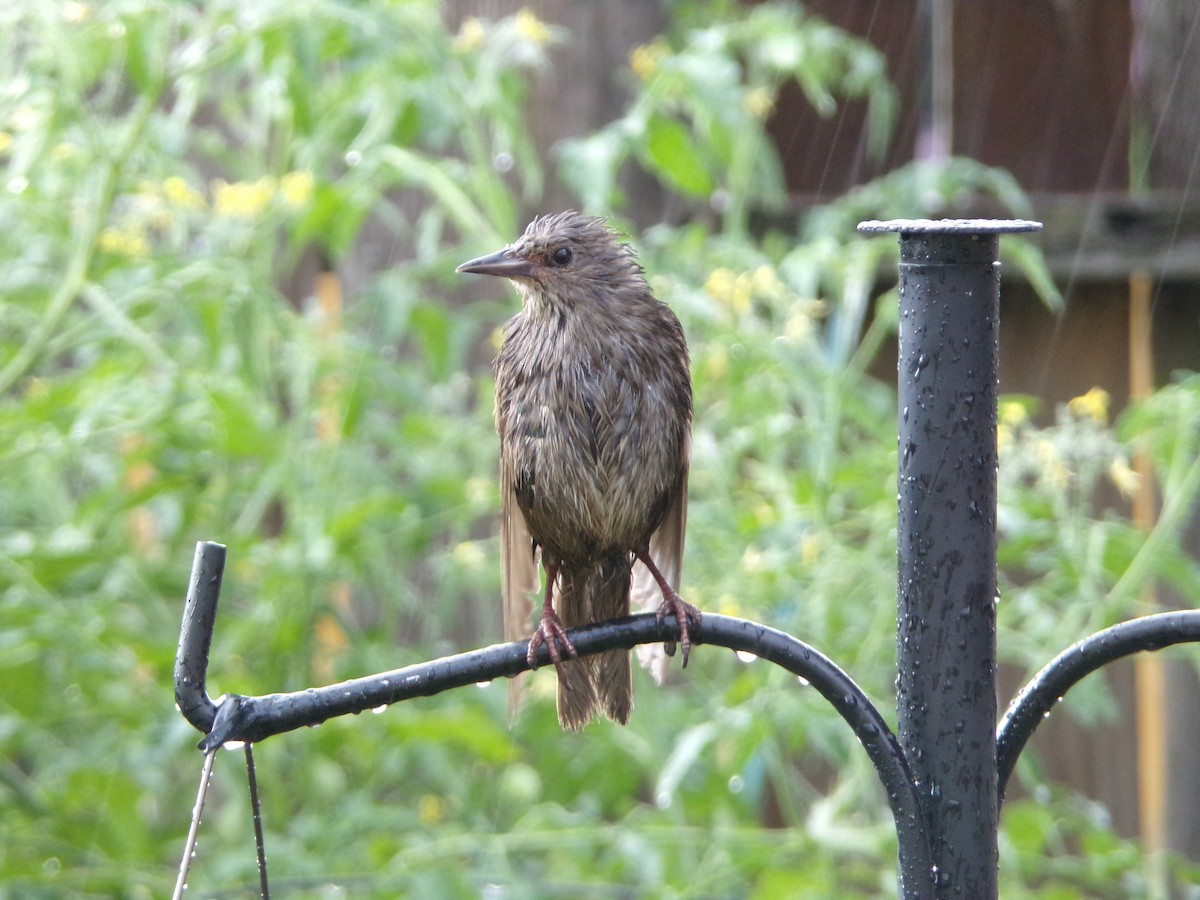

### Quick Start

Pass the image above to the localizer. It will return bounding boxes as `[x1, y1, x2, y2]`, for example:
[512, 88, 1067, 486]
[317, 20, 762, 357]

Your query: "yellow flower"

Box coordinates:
[464, 477, 490, 504]
[451, 540, 486, 570]
[454, 16, 486, 53]
[514, 8, 551, 46]
[997, 401, 1027, 452]
[743, 87, 774, 119]
[705, 267, 757, 317]
[279, 170, 314, 208]
[1033, 436, 1070, 490]
[1067, 387, 1110, 423]
[752, 500, 777, 527]
[704, 345, 728, 380]
[98, 226, 149, 258]
[999, 400, 1027, 429]
[751, 265, 783, 295]
[0, 132, 11, 155]
[704, 267, 736, 303]
[213, 177, 275, 219]
[63, 2, 90, 23]
[800, 533, 821, 566]
[162, 175, 206, 209]
[997, 423, 1013, 454]
[730, 273, 752, 315]
[418, 794, 444, 826]
[783, 308, 812, 343]
[629, 41, 668, 80]
[1108, 458, 1140, 498]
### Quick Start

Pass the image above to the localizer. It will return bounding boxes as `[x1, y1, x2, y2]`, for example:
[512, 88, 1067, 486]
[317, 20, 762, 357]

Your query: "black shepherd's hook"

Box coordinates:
[174, 540, 938, 900]
[997, 609, 1200, 801]
[175, 218, 1200, 900]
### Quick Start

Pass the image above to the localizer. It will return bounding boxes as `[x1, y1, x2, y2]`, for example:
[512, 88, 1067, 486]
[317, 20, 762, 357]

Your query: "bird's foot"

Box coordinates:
[655, 590, 702, 667]
[526, 608, 577, 674]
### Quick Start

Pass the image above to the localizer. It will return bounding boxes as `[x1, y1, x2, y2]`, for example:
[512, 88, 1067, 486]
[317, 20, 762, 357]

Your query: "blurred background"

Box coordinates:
[2, 0, 1199, 896]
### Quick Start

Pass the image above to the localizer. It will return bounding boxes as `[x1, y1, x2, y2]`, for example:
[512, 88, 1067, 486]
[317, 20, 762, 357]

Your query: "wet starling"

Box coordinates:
[457, 211, 698, 731]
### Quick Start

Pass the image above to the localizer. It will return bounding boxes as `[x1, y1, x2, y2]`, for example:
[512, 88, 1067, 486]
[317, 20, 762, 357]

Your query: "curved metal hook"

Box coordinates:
[174, 541, 225, 734]
[997, 609, 1200, 801]
[174, 542, 936, 899]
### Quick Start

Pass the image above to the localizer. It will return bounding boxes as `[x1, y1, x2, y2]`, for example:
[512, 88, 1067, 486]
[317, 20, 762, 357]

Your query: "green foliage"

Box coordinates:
[997, 381, 1200, 689]
[1, 1, 1196, 897]
[1000, 789, 1200, 898]
[559, 1, 896, 235]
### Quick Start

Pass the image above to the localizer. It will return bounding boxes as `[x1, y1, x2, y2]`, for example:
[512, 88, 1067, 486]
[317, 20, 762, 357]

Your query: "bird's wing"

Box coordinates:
[501, 460, 539, 720]
[633, 433, 689, 683]
[501, 462, 539, 644]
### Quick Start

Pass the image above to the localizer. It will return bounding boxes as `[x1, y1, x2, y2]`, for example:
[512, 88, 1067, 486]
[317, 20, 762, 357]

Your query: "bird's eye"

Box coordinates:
[551, 247, 572, 266]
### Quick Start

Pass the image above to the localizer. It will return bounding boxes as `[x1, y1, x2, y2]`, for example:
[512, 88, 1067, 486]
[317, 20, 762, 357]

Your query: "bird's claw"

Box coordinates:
[526, 610, 577, 674]
[655, 590, 702, 667]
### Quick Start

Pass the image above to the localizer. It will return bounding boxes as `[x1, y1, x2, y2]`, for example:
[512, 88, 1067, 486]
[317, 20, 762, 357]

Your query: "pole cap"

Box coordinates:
[858, 218, 1043, 235]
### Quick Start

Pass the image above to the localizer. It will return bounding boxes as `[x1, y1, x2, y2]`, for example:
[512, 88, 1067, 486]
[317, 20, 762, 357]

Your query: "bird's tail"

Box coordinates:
[556, 555, 632, 731]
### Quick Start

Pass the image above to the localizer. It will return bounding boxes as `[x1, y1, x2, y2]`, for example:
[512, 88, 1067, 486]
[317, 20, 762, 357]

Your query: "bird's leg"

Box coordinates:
[526, 563, 578, 674]
[636, 551, 702, 667]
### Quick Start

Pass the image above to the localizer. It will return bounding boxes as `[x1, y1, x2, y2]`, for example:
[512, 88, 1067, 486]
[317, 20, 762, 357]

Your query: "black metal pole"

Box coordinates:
[859, 219, 1040, 899]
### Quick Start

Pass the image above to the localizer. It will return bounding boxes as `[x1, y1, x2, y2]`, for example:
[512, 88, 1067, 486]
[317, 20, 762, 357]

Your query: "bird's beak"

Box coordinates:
[456, 248, 535, 278]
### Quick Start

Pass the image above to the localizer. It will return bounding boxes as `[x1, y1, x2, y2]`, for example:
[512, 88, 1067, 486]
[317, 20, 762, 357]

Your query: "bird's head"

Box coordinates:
[456, 211, 647, 315]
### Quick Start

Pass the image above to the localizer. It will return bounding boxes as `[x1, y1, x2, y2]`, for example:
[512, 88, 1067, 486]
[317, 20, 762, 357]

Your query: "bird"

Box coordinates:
[457, 211, 699, 731]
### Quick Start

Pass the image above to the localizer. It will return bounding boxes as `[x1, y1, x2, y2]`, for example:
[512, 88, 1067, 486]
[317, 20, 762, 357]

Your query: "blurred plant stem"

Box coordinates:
[0, 93, 158, 395]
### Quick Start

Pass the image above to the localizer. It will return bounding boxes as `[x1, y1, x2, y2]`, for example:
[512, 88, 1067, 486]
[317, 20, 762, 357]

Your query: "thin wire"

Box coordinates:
[172, 748, 217, 900]
[244, 745, 271, 900]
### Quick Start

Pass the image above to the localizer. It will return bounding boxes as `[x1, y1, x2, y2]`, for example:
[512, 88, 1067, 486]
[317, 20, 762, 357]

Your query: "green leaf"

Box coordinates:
[643, 114, 713, 198]
[557, 129, 628, 212]
[1003, 236, 1064, 313]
